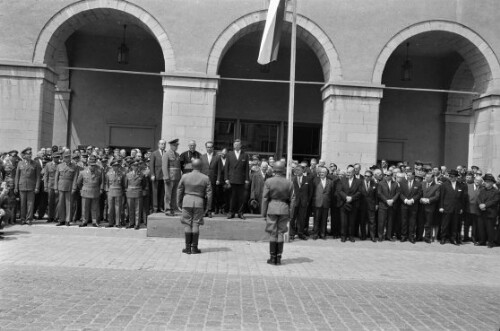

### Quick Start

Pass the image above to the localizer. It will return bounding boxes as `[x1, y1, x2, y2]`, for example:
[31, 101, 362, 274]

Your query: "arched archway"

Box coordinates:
[207, 11, 341, 160]
[207, 11, 342, 83]
[373, 21, 500, 169]
[372, 20, 500, 93]
[33, 0, 175, 71]
[32, 0, 175, 149]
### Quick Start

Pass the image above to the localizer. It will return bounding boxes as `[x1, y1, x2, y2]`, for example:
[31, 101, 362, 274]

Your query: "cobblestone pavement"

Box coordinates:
[1, 223, 500, 331]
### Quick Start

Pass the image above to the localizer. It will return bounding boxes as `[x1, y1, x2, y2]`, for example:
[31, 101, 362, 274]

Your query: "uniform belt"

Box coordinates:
[186, 193, 204, 198]
[271, 199, 289, 203]
[127, 186, 141, 189]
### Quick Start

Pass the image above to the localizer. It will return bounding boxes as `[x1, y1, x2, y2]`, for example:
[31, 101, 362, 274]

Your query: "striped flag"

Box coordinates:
[257, 0, 286, 65]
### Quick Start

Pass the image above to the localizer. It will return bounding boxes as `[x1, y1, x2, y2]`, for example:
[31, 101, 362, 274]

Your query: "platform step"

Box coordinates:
[146, 213, 270, 241]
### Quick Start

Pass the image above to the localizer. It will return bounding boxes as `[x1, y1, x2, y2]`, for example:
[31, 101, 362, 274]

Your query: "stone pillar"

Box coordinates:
[321, 83, 383, 170]
[0, 62, 56, 151]
[443, 112, 470, 168]
[52, 88, 71, 147]
[161, 73, 219, 149]
[471, 94, 500, 173]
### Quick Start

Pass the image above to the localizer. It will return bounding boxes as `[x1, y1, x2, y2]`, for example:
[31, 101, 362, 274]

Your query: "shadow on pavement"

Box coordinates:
[201, 247, 232, 253]
[282, 257, 313, 265]
[2, 230, 30, 235]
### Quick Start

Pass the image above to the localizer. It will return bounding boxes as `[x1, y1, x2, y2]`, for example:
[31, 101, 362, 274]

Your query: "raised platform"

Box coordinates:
[146, 213, 270, 241]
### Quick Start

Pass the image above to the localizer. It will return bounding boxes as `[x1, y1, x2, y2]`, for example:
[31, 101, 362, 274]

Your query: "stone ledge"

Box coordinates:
[147, 214, 269, 241]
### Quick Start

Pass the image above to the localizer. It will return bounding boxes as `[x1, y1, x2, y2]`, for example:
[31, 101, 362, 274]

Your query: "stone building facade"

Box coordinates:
[1, 0, 500, 172]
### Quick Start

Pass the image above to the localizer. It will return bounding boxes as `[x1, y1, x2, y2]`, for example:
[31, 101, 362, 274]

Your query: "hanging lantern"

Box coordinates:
[401, 42, 412, 81]
[117, 25, 129, 65]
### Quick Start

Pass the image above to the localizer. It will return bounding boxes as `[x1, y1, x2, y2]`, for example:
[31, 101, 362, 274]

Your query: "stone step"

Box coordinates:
[147, 213, 269, 241]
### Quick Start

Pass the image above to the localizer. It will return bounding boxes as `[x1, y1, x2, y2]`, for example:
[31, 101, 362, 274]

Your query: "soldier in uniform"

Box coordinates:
[162, 139, 182, 216]
[177, 159, 212, 254]
[179, 140, 201, 174]
[261, 161, 294, 265]
[14, 147, 41, 225]
[44, 152, 60, 223]
[55, 151, 78, 226]
[75, 155, 103, 227]
[140, 160, 151, 225]
[125, 160, 147, 229]
[105, 160, 124, 228]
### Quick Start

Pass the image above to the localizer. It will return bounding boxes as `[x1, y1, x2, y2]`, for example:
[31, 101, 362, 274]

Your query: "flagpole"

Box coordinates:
[286, 0, 297, 180]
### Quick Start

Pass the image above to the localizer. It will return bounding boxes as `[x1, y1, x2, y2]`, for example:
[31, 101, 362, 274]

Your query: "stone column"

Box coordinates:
[0, 62, 57, 151]
[321, 83, 383, 170]
[443, 112, 470, 168]
[161, 73, 219, 149]
[471, 94, 500, 173]
[52, 88, 71, 147]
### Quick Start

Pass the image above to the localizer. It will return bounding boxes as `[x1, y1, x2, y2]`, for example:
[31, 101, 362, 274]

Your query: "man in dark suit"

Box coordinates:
[215, 148, 229, 214]
[359, 170, 378, 242]
[399, 170, 422, 243]
[336, 166, 362, 242]
[224, 139, 249, 219]
[149, 139, 166, 213]
[162, 139, 182, 216]
[289, 165, 312, 240]
[419, 172, 441, 243]
[179, 140, 201, 174]
[200, 141, 218, 217]
[377, 169, 400, 241]
[466, 175, 482, 243]
[439, 169, 466, 245]
[477, 174, 499, 248]
[311, 167, 333, 240]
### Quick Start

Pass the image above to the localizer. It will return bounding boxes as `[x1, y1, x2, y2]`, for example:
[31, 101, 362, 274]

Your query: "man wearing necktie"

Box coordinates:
[180, 140, 201, 174]
[466, 175, 483, 244]
[289, 165, 312, 240]
[400, 170, 422, 243]
[149, 140, 166, 213]
[359, 170, 378, 242]
[419, 172, 441, 243]
[200, 141, 218, 217]
[439, 169, 466, 245]
[336, 166, 362, 242]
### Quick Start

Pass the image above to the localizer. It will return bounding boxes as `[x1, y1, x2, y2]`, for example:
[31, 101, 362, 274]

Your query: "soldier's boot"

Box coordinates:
[182, 232, 192, 254]
[267, 242, 277, 265]
[191, 233, 201, 254]
[276, 242, 284, 265]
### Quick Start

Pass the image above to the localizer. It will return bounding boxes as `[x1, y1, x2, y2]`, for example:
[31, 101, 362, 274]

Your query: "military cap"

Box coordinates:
[21, 147, 32, 155]
[471, 165, 479, 171]
[61, 151, 71, 158]
[466, 171, 474, 176]
[72, 153, 80, 160]
[51, 145, 59, 152]
[414, 160, 423, 165]
[273, 161, 286, 173]
[448, 169, 459, 177]
[8, 150, 18, 156]
[168, 138, 179, 145]
[43, 156, 52, 162]
[88, 155, 97, 165]
[483, 173, 495, 182]
[52, 152, 61, 158]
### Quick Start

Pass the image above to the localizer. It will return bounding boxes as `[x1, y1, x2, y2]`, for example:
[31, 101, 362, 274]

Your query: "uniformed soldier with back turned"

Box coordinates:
[261, 161, 294, 265]
[177, 159, 212, 254]
[162, 139, 182, 216]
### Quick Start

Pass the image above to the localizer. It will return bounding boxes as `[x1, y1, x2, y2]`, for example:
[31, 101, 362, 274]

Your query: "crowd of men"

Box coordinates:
[1, 139, 499, 248]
